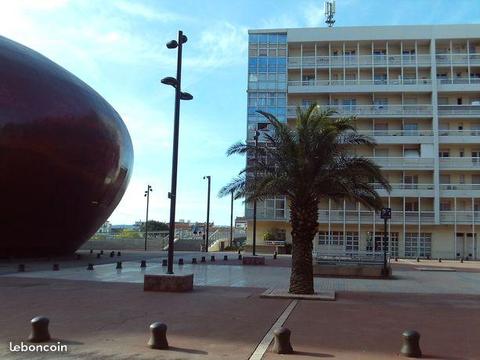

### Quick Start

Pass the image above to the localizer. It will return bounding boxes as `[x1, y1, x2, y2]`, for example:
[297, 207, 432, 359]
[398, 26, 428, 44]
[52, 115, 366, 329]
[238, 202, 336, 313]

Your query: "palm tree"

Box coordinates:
[219, 104, 391, 294]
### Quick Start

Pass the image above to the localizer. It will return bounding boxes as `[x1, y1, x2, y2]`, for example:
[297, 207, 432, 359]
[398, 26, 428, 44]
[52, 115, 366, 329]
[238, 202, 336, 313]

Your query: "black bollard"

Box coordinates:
[148, 322, 168, 349]
[28, 316, 51, 343]
[273, 327, 293, 354]
[178, 258, 184, 265]
[162, 259, 167, 267]
[201, 256, 206, 263]
[52, 264, 59, 271]
[400, 330, 422, 358]
[395, 257, 398, 262]
[110, 251, 115, 258]
[438, 258, 442, 263]
[273, 251, 277, 260]
[224, 255, 228, 261]
[140, 260, 147, 268]
[18, 264, 25, 272]
[192, 258, 197, 264]
[89, 249, 93, 254]
[238, 249, 241, 255]
[100, 250, 104, 255]
[416, 257, 420, 262]
[96, 253, 101, 259]
[117, 251, 122, 256]
[461, 257, 464, 263]
[238, 254, 242, 260]
[87, 263, 94, 270]
[210, 255, 215, 262]
[116, 261, 122, 269]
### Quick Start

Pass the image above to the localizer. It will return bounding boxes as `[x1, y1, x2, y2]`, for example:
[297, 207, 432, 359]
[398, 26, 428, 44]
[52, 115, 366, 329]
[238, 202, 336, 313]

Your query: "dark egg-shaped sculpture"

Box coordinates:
[0, 36, 133, 257]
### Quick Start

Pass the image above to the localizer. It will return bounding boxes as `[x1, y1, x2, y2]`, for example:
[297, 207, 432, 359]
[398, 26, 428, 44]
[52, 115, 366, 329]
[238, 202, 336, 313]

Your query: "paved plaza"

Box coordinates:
[1, 251, 479, 359]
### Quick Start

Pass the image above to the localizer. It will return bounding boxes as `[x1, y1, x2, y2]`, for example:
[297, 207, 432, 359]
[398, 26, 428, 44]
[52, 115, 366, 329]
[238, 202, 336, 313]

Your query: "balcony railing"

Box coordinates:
[435, 53, 480, 66]
[439, 129, 480, 136]
[287, 104, 433, 117]
[440, 211, 480, 224]
[439, 157, 480, 168]
[438, 105, 480, 116]
[288, 54, 431, 68]
[288, 78, 432, 87]
[366, 157, 434, 169]
[437, 77, 480, 85]
[440, 183, 480, 191]
[370, 183, 434, 191]
[357, 129, 433, 137]
[318, 210, 435, 224]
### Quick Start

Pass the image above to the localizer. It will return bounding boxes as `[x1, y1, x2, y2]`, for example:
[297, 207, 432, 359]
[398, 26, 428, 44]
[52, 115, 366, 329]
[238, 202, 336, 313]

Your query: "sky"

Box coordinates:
[0, 0, 479, 225]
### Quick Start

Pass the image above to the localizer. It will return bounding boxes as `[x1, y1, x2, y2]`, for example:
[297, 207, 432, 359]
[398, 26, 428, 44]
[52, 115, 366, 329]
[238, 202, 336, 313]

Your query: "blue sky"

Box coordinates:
[1, 0, 479, 225]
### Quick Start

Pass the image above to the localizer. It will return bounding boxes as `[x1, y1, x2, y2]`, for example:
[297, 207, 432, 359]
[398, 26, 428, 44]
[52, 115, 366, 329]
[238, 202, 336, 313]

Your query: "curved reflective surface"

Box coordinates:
[0, 36, 134, 256]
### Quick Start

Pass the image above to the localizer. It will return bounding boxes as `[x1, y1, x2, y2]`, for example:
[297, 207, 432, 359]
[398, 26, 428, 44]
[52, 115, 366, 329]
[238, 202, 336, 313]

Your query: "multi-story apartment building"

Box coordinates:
[246, 24, 480, 260]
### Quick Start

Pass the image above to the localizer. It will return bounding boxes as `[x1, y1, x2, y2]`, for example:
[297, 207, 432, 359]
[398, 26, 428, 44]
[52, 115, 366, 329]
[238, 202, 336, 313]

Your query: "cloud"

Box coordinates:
[261, 14, 300, 29]
[114, 1, 187, 22]
[303, 2, 325, 27]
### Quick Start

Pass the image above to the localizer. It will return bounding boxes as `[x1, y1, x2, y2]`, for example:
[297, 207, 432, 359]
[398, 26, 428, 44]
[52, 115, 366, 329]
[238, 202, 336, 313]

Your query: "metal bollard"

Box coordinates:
[210, 255, 215, 262]
[223, 255, 228, 261]
[110, 251, 115, 258]
[87, 263, 94, 270]
[178, 258, 184, 265]
[18, 264, 25, 272]
[273, 251, 277, 260]
[238, 254, 242, 260]
[148, 322, 169, 349]
[116, 261, 122, 269]
[117, 251, 122, 256]
[395, 257, 398, 262]
[416, 257, 420, 262]
[96, 253, 101, 259]
[52, 264, 59, 271]
[201, 256, 206, 263]
[400, 330, 422, 358]
[438, 258, 442, 263]
[100, 250, 104, 255]
[273, 327, 293, 354]
[89, 249, 93, 254]
[162, 259, 167, 267]
[28, 316, 51, 343]
[192, 258, 197, 264]
[238, 249, 241, 255]
[140, 260, 147, 268]
[460, 257, 464, 263]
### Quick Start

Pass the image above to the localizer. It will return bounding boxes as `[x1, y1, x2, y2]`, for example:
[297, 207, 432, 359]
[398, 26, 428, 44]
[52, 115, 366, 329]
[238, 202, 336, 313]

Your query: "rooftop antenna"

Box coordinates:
[324, 0, 336, 27]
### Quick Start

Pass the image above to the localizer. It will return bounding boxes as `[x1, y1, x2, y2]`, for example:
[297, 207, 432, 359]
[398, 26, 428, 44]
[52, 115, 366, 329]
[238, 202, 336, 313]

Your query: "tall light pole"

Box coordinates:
[380, 207, 391, 277]
[162, 30, 193, 275]
[230, 189, 234, 248]
[252, 130, 259, 256]
[203, 175, 211, 252]
[144, 185, 152, 251]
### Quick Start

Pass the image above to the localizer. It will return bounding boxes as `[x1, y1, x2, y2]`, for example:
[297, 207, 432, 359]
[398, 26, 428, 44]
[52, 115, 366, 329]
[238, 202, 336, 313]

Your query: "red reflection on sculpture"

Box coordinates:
[0, 36, 134, 256]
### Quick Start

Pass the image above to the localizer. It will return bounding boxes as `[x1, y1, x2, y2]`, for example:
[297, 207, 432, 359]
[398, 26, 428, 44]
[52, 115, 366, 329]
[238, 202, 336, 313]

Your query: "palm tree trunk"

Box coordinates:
[289, 198, 318, 294]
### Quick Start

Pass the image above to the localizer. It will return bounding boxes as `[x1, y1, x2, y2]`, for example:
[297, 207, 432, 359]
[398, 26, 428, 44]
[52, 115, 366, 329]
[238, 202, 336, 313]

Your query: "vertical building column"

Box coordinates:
[343, 42, 346, 85]
[415, 40, 419, 82]
[449, 40, 453, 84]
[357, 201, 361, 252]
[454, 197, 457, 258]
[467, 40, 471, 84]
[300, 43, 303, 84]
[472, 197, 476, 259]
[328, 198, 331, 251]
[357, 42, 360, 83]
[430, 38, 441, 224]
[388, 196, 392, 256]
[314, 43, 317, 82]
[343, 199, 347, 254]
[386, 41, 390, 83]
[403, 196, 406, 257]
[418, 196, 421, 257]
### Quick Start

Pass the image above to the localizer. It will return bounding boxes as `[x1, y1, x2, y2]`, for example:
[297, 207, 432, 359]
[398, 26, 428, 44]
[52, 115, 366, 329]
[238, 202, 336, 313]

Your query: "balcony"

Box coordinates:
[318, 210, 435, 224]
[438, 105, 480, 117]
[439, 157, 480, 169]
[287, 105, 433, 118]
[370, 183, 434, 197]
[435, 53, 480, 66]
[367, 157, 434, 169]
[439, 130, 480, 144]
[288, 54, 431, 69]
[288, 78, 432, 93]
[440, 183, 480, 197]
[440, 211, 480, 224]
[357, 129, 433, 144]
[437, 77, 480, 91]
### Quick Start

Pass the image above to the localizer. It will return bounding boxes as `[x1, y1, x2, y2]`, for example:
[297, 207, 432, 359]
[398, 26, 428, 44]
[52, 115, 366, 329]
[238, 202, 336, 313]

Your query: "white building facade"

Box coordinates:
[246, 24, 480, 259]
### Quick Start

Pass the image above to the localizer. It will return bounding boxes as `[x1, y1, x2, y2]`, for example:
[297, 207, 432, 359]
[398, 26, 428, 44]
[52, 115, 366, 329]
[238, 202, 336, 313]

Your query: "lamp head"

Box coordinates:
[161, 76, 178, 88]
[166, 40, 178, 49]
[180, 34, 188, 44]
[180, 91, 193, 100]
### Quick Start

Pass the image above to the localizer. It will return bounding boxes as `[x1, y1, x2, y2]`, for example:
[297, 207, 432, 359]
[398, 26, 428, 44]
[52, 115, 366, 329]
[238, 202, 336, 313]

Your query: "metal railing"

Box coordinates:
[435, 53, 480, 66]
[288, 78, 432, 87]
[440, 211, 480, 224]
[370, 183, 434, 190]
[440, 183, 480, 191]
[313, 249, 389, 265]
[366, 157, 434, 168]
[318, 210, 435, 224]
[437, 77, 480, 85]
[439, 157, 480, 168]
[357, 129, 433, 137]
[287, 104, 433, 117]
[438, 129, 480, 136]
[438, 105, 480, 116]
[288, 54, 432, 68]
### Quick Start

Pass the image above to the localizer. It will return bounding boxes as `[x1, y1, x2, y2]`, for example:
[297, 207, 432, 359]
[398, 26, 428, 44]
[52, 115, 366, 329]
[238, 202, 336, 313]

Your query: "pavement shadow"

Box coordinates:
[293, 351, 334, 358]
[422, 355, 467, 360]
[168, 346, 208, 355]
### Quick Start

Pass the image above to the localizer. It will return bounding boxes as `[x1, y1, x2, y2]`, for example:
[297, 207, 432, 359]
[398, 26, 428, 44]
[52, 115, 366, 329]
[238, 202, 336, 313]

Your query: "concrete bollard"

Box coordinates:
[201, 256, 206, 263]
[438, 258, 442, 263]
[272, 327, 293, 354]
[162, 259, 167, 267]
[273, 251, 277, 260]
[18, 264, 25, 272]
[148, 322, 169, 349]
[87, 263, 94, 270]
[224, 255, 228, 261]
[192, 258, 197, 264]
[110, 251, 115, 258]
[116, 261, 122, 269]
[210, 255, 215, 262]
[178, 258, 184, 265]
[140, 260, 147, 268]
[400, 330, 422, 358]
[117, 251, 122, 256]
[52, 264, 59, 271]
[28, 316, 51, 343]
[238, 254, 242, 260]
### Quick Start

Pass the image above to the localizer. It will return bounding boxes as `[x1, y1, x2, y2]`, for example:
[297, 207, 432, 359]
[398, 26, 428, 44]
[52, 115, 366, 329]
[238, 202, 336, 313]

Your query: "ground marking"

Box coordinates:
[248, 299, 298, 360]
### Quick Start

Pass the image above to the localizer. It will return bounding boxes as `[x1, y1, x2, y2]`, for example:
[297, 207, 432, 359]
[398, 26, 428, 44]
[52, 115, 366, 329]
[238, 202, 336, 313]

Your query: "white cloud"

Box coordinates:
[303, 2, 325, 27]
[115, 1, 186, 22]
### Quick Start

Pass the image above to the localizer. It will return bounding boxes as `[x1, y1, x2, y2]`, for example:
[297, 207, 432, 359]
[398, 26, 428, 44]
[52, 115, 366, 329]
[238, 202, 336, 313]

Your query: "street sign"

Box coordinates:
[380, 207, 392, 219]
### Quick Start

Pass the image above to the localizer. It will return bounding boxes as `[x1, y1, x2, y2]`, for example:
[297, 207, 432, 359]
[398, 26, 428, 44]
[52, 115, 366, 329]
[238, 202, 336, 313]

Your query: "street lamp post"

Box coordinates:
[380, 207, 391, 277]
[162, 30, 193, 275]
[252, 130, 260, 256]
[144, 185, 152, 251]
[203, 176, 211, 252]
[229, 190, 234, 248]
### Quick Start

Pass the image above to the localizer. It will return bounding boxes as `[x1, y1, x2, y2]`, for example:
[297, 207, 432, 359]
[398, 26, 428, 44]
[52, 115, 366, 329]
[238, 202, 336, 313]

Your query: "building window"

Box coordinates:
[405, 233, 432, 258]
